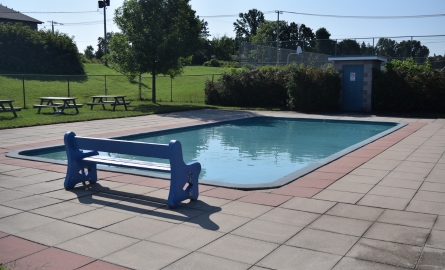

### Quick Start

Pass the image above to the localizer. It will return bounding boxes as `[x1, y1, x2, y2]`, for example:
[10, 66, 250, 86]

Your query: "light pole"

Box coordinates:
[275, 10, 283, 65]
[98, 0, 110, 55]
[47, 21, 63, 34]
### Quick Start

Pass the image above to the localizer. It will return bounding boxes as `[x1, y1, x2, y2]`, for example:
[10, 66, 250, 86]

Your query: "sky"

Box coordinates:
[1, 0, 444, 56]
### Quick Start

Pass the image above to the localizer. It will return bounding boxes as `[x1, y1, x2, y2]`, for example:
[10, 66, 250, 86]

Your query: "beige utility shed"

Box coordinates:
[328, 56, 387, 112]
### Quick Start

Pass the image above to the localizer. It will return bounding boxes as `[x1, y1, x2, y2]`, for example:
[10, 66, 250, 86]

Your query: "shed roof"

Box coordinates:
[0, 4, 43, 24]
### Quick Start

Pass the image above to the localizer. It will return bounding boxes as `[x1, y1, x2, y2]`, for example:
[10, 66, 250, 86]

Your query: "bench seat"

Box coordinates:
[81, 156, 171, 172]
[0, 107, 22, 112]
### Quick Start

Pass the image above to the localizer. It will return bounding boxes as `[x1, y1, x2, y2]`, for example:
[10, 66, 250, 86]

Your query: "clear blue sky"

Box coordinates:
[1, 0, 444, 55]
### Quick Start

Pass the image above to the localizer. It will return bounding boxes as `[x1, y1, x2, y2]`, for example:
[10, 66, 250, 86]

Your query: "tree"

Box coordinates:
[109, 0, 201, 102]
[360, 41, 374, 55]
[250, 20, 288, 43]
[397, 40, 429, 59]
[375, 38, 398, 57]
[233, 9, 265, 42]
[315, 27, 335, 55]
[84, 45, 95, 60]
[337, 39, 361, 55]
[95, 32, 113, 59]
[211, 35, 236, 61]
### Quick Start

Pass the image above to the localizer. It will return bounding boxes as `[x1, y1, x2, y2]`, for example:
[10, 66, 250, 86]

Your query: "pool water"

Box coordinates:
[18, 117, 403, 189]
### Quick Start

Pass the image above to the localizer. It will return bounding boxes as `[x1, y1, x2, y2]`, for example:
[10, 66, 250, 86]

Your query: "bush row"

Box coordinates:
[203, 59, 239, 68]
[204, 65, 341, 112]
[372, 59, 445, 113]
[0, 23, 84, 74]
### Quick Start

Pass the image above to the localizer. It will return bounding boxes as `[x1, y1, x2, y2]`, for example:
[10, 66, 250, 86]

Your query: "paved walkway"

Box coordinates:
[0, 109, 444, 270]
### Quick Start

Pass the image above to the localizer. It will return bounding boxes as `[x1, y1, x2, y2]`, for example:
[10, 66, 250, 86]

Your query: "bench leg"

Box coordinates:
[64, 162, 98, 189]
[167, 162, 201, 208]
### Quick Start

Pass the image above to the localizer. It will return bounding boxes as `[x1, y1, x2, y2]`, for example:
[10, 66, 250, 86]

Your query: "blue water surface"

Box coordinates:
[30, 117, 400, 187]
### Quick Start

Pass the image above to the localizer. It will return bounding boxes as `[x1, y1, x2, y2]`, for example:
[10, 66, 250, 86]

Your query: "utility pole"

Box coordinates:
[98, 0, 110, 55]
[47, 21, 63, 34]
[275, 10, 283, 65]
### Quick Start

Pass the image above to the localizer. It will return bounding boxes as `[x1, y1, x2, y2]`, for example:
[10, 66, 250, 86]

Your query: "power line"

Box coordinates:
[1, 11, 99, 14]
[281, 10, 445, 19]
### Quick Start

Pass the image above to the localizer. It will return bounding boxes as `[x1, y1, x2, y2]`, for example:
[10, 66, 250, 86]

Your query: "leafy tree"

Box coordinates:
[233, 9, 265, 42]
[397, 40, 429, 59]
[297, 24, 316, 51]
[108, 0, 201, 102]
[375, 38, 398, 57]
[95, 32, 113, 59]
[84, 45, 95, 60]
[250, 20, 288, 43]
[337, 39, 361, 55]
[199, 18, 210, 39]
[315, 27, 335, 55]
[211, 35, 236, 61]
[360, 41, 374, 55]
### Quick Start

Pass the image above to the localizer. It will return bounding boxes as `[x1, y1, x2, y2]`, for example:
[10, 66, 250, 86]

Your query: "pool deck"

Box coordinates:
[0, 109, 444, 270]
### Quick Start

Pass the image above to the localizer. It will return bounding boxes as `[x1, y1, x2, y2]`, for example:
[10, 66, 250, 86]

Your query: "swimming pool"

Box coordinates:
[8, 117, 405, 189]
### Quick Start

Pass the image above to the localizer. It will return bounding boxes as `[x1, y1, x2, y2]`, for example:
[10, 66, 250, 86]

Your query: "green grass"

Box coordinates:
[0, 64, 228, 129]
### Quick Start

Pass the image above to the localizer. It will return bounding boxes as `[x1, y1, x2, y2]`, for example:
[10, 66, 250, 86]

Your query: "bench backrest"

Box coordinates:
[64, 131, 184, 165]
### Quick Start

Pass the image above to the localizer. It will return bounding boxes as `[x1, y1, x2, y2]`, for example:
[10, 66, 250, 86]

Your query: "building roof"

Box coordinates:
[0, 4, 43, 24]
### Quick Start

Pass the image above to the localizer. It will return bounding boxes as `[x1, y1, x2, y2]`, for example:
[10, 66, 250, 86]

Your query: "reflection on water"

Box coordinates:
[32, 117, 396, 185]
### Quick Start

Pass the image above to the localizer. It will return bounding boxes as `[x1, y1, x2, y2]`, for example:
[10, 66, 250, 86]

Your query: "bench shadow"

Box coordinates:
[67, 182, 221, 231]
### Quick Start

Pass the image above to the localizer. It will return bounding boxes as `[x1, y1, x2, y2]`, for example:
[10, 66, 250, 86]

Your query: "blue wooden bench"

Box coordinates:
[64, 131, 201, 208]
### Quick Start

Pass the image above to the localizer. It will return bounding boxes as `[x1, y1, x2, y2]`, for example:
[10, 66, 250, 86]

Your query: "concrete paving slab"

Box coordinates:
[325, 203, 384, 221]
[104, 216, 175, 239]
[377, 209, 437, 229]
[12, 247, 94, 270]
[406, 200, 445, 216]
[257, 245, 341, 270]
[30, 201, 96, 219]
[69, 192, 129, 208]
[77, 260, 131, 270]
[0, 189, 33, 203]
[1, 194, 61, 211]
[180, 196, 231, 211]
[0, 205, 22, 218]
[326, 181, 374, 194]
[14, 181, 63, 194]
[41, 188, 98, 200]
[417, 247, 445, 270]
[368, 185, 417, 199]
[0, 212, 56, 234]
[420, 182, 445, 193]
[185, 211, 250, 232]
[102, 240, 190, 270]
[102, 184, 159, 198]
[148, 224, 224, 250]
[358, 194, 410, 210]
[198, 234, 278, 265]
[279, 197, 336, 214]
[378, 177, 423, 190]
[0, 177, 40, 189]
[433, 216, 445, 231]
[214, 201, 273, 218]
[0, 236, 47, 265]
[336, 174, 382, 185]
[364, 222, 430, 246]
[332, 257, 407, 270]
[426, 230, 445, 250]
[385, 171, 426, 181]
[346, 238, 423, 268]
[257, 207, 320, 227]
[313, 189, 364, 204]
[308, 215, 373, 237]
[231, 219, 302, 244]
[145, 205, 207, 224]
[64, 207, 133, 229]
[163, 252, 250, 270]
[56, 230, 139, 259]
[16, 220, 94, 246]
[286, 228, 359, 256]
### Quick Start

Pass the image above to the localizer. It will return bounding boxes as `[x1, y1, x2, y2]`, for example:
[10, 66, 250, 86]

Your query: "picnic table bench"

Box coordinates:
[34, 97, 83, 114]
[63, 131, 201, 208]
[86, 95, 130, 111]
[0, 100, 21, 117]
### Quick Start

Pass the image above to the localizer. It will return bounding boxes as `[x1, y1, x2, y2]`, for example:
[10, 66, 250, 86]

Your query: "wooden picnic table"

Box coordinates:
[33, 97, 83, 114]
[0, 100, 21, 117]
[86, 95, 130, 111]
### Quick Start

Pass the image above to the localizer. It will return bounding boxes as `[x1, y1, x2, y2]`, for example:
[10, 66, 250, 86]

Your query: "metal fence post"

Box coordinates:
[170, 76, 173, 102]
[67, 76, 70, 97]
[139, 74, 142, 100]
[22, 75, 26, 108]
[104, 75, 107, 95]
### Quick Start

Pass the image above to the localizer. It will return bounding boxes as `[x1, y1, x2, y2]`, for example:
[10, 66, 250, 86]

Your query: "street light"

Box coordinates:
[98, 0, 110, 55]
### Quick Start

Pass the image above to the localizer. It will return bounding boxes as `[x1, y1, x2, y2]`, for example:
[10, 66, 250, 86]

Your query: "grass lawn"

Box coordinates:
[0, 64, 228, 129]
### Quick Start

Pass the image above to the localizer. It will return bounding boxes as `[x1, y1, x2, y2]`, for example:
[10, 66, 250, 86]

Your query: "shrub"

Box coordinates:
[203, 59, 239, 68]
[204, 64, 341, 111]
[372, 59, 445, 113]
[0, 23, 84, 74]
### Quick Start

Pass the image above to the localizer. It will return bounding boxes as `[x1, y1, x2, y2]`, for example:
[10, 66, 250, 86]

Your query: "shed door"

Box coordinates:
[342, 65, 364, 111]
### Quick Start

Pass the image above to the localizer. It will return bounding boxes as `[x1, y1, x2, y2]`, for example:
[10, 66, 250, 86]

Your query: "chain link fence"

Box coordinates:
[0, 73, 221, 108]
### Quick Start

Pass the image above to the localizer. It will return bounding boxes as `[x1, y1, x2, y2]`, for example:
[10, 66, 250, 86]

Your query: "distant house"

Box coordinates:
[0, 4, 43, 30]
